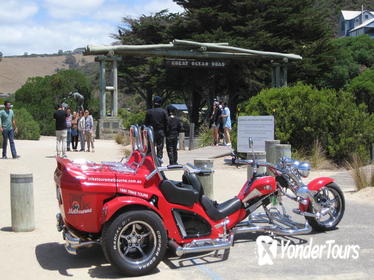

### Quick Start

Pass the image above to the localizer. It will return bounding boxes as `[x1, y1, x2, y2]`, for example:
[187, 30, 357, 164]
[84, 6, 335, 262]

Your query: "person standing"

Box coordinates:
[66, 108, 72, 151]
[144, 96, 168, 159]
[210, 101, 220, 146]
[77, 110, 85, 152]
[53, 104, 68, 157]
[166, 105, 182, 165]
[84, 110, 95, 152]
[0, 101, 20, 159]
[71, 111, 79, 151]
[211, 101, 222, 146]
[221, 103, 232, 146]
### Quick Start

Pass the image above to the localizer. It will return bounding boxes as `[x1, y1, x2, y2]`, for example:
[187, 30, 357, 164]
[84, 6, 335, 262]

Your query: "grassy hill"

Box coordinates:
[0, 54, 95, 95]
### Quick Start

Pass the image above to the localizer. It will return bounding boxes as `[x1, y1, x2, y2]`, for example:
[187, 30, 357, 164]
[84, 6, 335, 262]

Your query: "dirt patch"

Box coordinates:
[346, 187, 374, 204]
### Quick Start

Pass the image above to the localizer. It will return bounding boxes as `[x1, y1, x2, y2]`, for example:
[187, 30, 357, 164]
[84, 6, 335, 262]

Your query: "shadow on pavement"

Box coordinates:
[35, 242, 129, 278]
[163, 248, 229, 270]
[0, 226, 12, 232]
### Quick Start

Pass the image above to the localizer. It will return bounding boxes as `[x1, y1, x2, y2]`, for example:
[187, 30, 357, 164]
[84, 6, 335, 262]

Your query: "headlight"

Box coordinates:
[297, 162, 311, 178]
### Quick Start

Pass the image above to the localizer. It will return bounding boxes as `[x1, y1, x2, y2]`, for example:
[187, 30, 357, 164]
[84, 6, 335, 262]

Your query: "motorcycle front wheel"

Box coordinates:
[306, 183, 345, 232]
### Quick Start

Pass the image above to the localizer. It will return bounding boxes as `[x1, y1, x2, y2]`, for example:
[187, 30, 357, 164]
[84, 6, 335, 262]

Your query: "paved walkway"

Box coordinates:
[0, 137, 372, 280]
[178, 145, 233, 164]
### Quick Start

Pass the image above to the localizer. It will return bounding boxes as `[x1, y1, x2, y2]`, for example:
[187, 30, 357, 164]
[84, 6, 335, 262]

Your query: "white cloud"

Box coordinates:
[0, 21, 115, 56]
[0, 0, 185, 55]
[44, 0, 106, 19]
[141, 0, 184, 15]
[0, 0, 38, 23]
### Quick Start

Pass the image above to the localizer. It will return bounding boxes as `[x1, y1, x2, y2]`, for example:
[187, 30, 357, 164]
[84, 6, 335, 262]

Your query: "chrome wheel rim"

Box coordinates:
[117, 221, 157, 265]
[315, 187, 343, 227]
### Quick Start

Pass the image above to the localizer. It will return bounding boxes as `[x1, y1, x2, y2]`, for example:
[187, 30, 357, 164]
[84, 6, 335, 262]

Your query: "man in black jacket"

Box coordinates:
[166, 105, 182, 165]
[144, 96, 168, 159]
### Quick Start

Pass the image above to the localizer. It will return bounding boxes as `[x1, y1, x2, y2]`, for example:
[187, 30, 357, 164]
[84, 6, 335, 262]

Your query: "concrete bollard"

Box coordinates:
[10, 174, 35, 232]
[194, 159, 214, 199]
[178, 132, 185, 150]
[265, 140, 281, 164]
[274, 144, 292, 163]
[247, 152, 267, 180]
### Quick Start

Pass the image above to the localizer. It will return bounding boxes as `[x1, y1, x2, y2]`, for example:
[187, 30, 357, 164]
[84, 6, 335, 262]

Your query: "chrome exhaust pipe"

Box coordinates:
[63, 230, 100, 255]
[169, 235, 233, 257]
[233, 221, 311, 236]
[233, 210, 312, 236]
[293, 208, 317, 218]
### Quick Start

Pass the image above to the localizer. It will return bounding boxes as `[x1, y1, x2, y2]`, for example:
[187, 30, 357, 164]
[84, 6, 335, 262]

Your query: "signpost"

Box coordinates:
[237, 116, 274, 153]
[165, 59, 227, 68]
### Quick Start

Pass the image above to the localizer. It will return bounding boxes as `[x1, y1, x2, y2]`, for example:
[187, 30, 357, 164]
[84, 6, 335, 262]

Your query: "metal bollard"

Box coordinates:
[10, 174, 35, 232]
[179, 132, 185, 150]
[274, 144, 292, 162]
[247, 152, 266, 180]
[194, 159, 214, 199]
[265, 140, 281, 164]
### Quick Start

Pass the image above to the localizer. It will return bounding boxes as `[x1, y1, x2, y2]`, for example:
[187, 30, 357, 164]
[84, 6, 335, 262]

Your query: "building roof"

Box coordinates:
[85, 39, 302, 61]
[350, 17, 374, 32]
[169, 104, 188, 111]
[341, 10, 374, 20]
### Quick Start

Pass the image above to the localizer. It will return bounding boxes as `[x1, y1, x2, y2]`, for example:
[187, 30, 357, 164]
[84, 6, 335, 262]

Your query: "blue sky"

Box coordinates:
[0, 0, 184, 56]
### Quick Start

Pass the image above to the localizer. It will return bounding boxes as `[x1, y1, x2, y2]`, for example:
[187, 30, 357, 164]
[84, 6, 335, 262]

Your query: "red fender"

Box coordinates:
[307, 177, 335, 191]
[101, 196, 161, 224]
[299, 177, 335, 212]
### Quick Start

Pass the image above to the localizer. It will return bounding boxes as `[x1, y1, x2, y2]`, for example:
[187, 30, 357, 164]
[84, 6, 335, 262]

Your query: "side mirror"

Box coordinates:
[248, 137, 254, 149]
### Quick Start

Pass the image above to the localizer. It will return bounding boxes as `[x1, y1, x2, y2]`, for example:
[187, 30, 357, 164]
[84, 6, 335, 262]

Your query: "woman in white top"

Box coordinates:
[77, 110, 86, 152]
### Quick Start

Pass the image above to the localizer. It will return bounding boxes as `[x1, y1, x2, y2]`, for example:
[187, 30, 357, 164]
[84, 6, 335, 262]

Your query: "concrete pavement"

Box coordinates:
[0, 137, 373, 279]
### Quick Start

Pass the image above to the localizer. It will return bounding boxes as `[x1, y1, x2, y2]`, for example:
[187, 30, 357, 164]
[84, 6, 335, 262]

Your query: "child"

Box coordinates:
[166, 105, 182, 165]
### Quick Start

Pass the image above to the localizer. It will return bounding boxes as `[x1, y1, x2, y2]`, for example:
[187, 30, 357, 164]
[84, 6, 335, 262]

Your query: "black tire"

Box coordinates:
[102, 210, 167, 276]
[306, 183, 345, 232]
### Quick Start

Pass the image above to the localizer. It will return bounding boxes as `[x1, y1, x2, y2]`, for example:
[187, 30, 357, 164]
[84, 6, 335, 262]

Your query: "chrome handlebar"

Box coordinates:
[225, 157, 304, 189]
[145, 163, 214, 181]
[224, 158, 278, 170]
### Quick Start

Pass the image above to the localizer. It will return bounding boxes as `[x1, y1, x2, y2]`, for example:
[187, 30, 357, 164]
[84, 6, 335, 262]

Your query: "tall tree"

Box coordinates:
[115, 11, 183, 109]
[174, 0, 337, 113]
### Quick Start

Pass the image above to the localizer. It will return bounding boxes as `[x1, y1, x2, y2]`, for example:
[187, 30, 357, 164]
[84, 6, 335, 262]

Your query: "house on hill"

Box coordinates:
[339, 10, 374, 38]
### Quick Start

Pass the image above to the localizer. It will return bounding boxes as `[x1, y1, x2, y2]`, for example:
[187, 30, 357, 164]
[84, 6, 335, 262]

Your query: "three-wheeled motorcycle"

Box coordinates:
[54, 125, 344, 275]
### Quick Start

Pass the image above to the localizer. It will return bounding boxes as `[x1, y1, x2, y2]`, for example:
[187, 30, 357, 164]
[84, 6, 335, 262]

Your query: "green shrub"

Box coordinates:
[15, 70, 92, 135]
[198, 124, 213, 147]
[14, 108, 40, 140]
[238, 83, 374, 164]
[114, 132, 130, 145]
[118, 109, 146, 130]
[347, 69, 374, 113]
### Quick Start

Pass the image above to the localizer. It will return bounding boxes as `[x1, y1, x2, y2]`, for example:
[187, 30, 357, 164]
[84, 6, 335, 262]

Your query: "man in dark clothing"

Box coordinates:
[53, 104, 68, 157]
[144, 96, 168, 159]
[166, 105, 182, 165]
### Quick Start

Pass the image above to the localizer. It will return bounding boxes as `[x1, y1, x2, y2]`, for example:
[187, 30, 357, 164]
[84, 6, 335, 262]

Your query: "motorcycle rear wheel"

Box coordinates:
[102, 210, 167, 276]
[306, 183, 345, 232]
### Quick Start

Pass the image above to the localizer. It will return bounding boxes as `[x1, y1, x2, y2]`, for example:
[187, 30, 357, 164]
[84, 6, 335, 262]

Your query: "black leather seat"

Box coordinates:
[201, 195, 243, 221]
[182, 172, 204, 199]
[159, 180, 199, 206]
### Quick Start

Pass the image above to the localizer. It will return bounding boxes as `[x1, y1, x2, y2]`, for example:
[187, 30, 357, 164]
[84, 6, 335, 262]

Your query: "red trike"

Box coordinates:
[54, 125, 344, 276]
